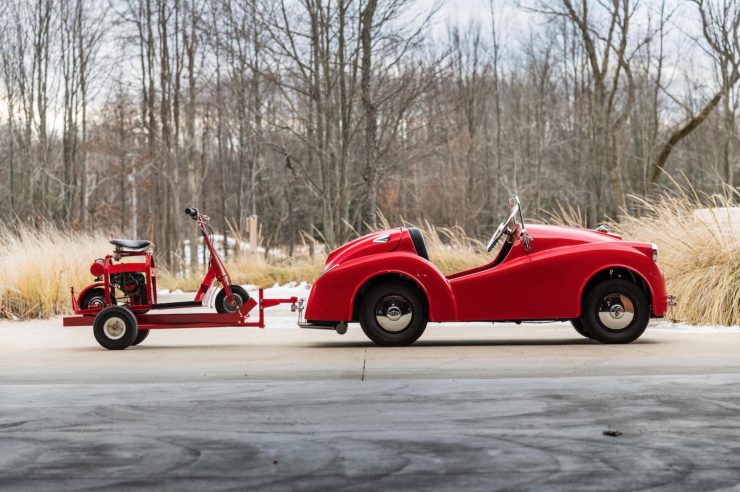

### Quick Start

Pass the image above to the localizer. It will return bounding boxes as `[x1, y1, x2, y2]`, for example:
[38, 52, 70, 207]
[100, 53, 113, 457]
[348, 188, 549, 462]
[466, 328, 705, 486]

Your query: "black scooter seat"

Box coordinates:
[110, 239, 152, 250]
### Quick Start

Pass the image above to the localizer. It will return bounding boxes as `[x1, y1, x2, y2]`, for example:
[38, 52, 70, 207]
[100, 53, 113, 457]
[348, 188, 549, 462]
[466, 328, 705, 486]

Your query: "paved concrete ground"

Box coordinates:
[2, 305, 740, 490]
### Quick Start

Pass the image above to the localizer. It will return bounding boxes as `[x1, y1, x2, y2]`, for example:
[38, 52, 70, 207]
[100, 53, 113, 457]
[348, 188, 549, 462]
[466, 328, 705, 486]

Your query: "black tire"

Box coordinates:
[570, 318, 592, 339]
[132, 329, 149, 346]
[581, 279, 649, 344]
[215, 285, 250, 314]
[93, 306, 138, 350]
[80, 287, 114, 311]
[358, 281, 428, 347]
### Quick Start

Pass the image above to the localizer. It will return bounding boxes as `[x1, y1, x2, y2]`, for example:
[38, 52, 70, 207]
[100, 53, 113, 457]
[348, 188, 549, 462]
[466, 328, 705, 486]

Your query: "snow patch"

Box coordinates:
[652, 321, 740, 333]
[249, 282, 311, 299]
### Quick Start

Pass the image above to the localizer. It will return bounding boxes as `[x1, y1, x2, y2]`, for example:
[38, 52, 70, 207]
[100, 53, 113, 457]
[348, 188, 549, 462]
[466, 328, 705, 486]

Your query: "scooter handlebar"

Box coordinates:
[184, 207, 199, 218]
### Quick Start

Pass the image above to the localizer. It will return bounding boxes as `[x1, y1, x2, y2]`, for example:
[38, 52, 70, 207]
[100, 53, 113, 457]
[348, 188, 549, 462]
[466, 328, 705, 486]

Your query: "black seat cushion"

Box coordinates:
[407, 227, 429, 261]
[110, 239, 151, 250]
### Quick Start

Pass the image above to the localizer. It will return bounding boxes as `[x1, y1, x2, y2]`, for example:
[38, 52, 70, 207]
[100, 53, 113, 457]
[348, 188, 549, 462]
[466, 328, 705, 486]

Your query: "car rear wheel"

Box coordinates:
[570, 319, 592, 339]
[581, 279, 649, 344]
[359, 281, 428, 347]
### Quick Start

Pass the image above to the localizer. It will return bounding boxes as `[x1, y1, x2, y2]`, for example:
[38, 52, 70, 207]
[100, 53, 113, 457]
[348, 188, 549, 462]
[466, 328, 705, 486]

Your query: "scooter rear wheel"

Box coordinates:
[80, 287, 115, 311]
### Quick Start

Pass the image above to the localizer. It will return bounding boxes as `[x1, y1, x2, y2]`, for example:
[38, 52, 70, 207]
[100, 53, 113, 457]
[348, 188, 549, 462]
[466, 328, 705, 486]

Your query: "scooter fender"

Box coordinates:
[304, 252, 458, 322]
[76, 282, 105, 305]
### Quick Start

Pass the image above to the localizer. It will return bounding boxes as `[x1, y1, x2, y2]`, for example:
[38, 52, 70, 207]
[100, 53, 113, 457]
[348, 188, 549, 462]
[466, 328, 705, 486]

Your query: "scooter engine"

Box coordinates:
[110, 272, 148, 305]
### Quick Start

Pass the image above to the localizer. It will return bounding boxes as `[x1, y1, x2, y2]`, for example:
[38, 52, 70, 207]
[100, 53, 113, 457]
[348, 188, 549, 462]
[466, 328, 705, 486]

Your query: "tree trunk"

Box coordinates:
[361, 0, 379, 231]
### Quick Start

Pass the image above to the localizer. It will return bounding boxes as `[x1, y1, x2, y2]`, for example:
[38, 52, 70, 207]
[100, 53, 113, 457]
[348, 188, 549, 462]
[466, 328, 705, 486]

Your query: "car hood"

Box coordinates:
[527, 224, 621, 243]
[523, 224, 626, 253]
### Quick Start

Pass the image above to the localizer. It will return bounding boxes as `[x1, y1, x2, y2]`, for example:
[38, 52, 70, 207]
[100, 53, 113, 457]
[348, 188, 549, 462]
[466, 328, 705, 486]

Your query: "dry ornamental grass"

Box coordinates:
[616, 189, 739, 327]
[1, 189, 737, 326]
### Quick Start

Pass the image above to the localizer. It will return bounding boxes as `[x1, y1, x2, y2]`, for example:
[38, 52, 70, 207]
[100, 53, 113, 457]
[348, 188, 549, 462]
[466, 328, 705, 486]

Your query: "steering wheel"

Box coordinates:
[486, 199, 521, 252]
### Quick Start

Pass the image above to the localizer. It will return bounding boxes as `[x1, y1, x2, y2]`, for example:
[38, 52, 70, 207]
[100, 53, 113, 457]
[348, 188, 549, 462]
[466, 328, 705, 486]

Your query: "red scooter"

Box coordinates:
[64, 207, 297, 350]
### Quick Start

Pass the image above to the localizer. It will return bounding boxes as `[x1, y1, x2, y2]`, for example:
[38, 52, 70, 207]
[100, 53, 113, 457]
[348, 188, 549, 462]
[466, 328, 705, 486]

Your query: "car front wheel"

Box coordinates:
[581, 279, 649, 344]
[359, 281, 428, 347]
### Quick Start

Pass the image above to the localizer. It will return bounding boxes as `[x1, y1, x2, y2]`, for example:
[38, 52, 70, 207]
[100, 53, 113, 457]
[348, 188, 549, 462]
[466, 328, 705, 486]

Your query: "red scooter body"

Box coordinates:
[64, 208, 297, 350]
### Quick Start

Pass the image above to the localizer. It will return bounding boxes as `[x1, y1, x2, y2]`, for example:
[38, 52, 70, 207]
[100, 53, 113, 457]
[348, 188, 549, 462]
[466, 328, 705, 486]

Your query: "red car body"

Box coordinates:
[304, 224, 668, 324]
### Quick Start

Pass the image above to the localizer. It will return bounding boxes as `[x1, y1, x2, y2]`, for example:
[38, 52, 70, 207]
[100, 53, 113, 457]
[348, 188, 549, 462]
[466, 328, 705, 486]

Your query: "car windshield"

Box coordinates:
[508, 195, 523, 227]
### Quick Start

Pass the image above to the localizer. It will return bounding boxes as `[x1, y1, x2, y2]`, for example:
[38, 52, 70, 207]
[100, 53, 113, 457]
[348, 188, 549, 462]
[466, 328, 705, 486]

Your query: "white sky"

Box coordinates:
[0, 0, 718, 126]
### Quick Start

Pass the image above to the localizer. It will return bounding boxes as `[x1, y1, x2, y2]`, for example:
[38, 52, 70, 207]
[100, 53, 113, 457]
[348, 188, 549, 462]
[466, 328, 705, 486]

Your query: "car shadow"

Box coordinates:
[307, 338, 658, 348]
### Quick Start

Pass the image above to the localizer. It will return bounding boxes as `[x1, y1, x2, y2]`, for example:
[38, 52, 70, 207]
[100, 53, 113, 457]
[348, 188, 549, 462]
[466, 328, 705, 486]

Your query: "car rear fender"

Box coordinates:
[304, 252, 457, 322]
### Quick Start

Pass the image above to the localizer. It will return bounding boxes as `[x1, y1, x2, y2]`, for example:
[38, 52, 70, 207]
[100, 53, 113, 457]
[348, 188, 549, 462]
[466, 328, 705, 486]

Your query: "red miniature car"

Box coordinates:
[299, 196, 672, 346]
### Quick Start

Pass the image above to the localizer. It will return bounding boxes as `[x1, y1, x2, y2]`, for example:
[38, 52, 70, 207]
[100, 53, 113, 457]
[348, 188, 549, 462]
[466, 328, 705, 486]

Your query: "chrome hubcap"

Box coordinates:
[375, 295, 413, 332]
[103, 317, 126, 340]
[597, 293, 634, 331]
[88, 296, 105, 309]
[224, 294, 243, 313]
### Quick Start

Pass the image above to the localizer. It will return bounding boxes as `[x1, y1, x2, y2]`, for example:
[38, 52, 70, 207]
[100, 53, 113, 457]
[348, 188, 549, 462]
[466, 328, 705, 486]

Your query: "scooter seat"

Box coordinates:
[110, 239, 152, 250]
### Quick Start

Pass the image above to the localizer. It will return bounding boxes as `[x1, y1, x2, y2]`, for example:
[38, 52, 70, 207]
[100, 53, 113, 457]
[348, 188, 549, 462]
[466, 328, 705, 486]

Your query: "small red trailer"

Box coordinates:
[63, 208, 297, 350]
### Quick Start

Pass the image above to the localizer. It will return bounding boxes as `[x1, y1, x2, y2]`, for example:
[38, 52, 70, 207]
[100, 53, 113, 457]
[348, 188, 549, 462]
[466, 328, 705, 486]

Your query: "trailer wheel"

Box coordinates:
[359, 281, 428, 346]
[132, 329, 149, 346]
[215, 285, 250, 314]
[581, 279, 649, 344]
[93, 306, 138, 350]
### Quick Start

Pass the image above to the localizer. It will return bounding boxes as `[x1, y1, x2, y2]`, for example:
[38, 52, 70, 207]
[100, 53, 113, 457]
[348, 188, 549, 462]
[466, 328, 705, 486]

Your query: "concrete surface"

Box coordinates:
[2, 305, 740, 490]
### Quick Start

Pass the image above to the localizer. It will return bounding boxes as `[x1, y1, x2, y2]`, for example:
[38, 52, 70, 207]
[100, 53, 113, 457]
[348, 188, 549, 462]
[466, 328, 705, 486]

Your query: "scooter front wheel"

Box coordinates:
[215, 285, 250, 314]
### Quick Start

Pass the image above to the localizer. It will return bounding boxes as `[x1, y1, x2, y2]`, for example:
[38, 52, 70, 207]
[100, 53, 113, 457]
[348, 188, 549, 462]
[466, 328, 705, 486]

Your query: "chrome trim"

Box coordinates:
[375, 295, 413, 332]
[597, 293, 635, 330]
[295, 298, 307, 326]
[319, 264, 338, 277]
[651, 243, 658, 262]
[103, 317, 126, 340]
[373, 233, 390, 243]
[295, 299, 337, 330]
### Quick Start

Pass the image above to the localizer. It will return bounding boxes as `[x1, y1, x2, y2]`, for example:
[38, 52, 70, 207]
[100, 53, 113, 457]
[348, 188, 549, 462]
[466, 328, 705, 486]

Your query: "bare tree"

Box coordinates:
[650, 0, 740, 184]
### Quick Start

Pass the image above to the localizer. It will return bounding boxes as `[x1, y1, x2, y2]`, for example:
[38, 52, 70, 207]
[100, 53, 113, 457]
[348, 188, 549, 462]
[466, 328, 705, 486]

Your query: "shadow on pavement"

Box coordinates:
[307, 338, 658, 348]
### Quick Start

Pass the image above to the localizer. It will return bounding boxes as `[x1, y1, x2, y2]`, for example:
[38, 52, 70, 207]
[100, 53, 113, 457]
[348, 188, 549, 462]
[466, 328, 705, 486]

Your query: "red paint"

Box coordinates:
[62, 288, 296, 329]
[63, 209, 296, 330]
[304, 223, 668, 323]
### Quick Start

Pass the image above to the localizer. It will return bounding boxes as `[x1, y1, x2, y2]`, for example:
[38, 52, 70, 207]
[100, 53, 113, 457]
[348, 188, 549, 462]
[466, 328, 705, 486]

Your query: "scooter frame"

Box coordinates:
[63, 208, 297, 331]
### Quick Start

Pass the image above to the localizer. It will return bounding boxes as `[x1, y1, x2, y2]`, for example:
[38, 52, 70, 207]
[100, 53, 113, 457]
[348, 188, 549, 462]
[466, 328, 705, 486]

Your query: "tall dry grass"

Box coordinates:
[377, 214, 490, 274]
[2, 190, 737, 326]
[0, 220, 487, 319]
[616, 187, 739, 326]
[0, 224, 110, 318]
[546, 185, 740, 326]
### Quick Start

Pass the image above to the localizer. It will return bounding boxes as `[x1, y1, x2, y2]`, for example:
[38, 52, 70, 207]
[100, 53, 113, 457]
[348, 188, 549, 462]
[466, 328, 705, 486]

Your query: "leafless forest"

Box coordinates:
[1, 0, 739, 268]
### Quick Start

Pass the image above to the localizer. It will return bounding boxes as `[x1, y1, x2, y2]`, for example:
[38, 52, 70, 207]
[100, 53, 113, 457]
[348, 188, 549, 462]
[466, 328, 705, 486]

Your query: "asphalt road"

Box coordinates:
[2, 305, 740, 491]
